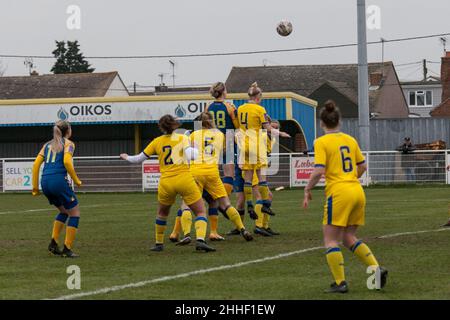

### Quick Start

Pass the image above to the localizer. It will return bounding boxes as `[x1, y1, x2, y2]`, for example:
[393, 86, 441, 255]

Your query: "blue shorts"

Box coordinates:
[233, 166, 244, 193]
[41, 175, 78, 210]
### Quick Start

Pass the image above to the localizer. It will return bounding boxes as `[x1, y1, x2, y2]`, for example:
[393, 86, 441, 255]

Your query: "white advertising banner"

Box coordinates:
[290, 156, 368, 187]
[142, 160, 160, 190]
[3, 162, 42, 191]
[0, 100, 212, 125]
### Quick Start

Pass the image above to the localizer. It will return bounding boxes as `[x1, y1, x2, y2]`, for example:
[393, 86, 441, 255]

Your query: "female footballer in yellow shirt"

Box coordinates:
[176, 112, 253, 243]
[32, 120, 82, 258]
[303, 101, 387, 293]
[120, 114, 215, 252]
[237, 82, 290, 236]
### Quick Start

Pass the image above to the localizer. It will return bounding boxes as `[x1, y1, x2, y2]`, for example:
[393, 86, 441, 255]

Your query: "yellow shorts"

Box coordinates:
[192, 171, 227, 200]
[241, 169, 259, 186]
[158, 172, 202, 206]
[323, 183, 366, 227]
[238, 139, 268, 171]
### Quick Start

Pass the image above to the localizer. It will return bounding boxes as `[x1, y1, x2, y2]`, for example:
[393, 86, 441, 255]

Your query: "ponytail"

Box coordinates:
[50, 120, 71, 153]
[210, 82, 226, 99]
[248, 82, 262, 99]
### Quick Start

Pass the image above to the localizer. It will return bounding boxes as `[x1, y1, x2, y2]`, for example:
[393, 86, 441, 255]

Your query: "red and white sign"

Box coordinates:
[142, 160, 160, 190]
[290, 156, 368, 187]
[291, 157, 325, 187]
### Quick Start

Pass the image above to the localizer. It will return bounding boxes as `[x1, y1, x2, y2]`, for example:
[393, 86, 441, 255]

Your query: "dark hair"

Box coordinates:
[158, 114, 180, 134]
[320, 100, 340, 129]
[198, 112, 215, 129]
[210, 82, 226, 99]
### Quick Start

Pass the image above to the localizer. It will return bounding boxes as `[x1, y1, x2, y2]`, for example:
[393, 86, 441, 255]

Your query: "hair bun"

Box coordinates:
[250, 82, 258, 88]
[324, 100, 336, 112]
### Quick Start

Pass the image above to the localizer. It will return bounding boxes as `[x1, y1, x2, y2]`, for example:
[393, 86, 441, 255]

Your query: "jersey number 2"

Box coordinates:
[162, 146, 174, 165]
[340, 146, 353, 173]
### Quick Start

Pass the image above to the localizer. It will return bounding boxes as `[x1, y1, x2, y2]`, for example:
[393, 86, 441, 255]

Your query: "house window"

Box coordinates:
[408, 90, 433, 107]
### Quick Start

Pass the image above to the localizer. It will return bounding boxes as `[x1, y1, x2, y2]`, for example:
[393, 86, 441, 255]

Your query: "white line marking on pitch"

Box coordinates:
[50, 227, 450, 300]
[0, 203, 134, 215]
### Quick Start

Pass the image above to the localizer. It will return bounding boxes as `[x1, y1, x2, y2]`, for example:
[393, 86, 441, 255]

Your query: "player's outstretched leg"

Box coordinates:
[344, 226, 388, 289]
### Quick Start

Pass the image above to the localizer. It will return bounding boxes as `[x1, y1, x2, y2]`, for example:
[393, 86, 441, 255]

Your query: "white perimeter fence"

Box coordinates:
[1, 150, 449, 193]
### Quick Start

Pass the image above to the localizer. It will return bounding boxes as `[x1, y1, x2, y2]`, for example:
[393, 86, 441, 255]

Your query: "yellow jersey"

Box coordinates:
[189, 128, 224, 175]
[313, 132, 365, 193]
[143, 133, 191, 177]
[237, 103, 269, 131]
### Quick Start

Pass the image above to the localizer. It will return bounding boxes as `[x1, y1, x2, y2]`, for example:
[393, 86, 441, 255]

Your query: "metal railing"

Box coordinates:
[1, 150, 449, 193]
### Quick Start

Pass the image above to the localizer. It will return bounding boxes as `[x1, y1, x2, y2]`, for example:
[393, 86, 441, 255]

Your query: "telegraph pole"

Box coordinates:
[357, 0, 370, 151]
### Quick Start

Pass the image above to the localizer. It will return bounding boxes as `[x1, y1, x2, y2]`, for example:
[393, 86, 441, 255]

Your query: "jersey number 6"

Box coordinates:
[340, 146, 353, 173]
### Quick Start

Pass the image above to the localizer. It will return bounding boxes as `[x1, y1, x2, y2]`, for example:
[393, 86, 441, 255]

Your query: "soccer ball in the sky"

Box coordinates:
[276, 20, 293, 37]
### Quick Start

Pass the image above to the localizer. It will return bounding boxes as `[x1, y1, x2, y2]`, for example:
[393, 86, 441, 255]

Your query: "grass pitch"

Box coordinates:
[0, 187, 449, 300]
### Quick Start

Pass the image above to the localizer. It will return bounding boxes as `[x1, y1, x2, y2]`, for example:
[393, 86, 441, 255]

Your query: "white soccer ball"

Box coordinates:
[277, 20, 293, 37]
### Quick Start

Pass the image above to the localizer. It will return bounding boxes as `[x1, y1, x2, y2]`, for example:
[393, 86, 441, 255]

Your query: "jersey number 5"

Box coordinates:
[340, 146, 353, 173]
[162, 146, 174, 165]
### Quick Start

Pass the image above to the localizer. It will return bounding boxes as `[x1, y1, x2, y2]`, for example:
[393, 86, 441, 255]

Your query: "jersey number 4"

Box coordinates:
[239, 112, 248, 129]
[340, 146, 353, 173]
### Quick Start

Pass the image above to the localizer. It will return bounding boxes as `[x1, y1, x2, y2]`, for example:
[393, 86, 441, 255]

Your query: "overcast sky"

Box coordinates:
[0, 0, 449, 90]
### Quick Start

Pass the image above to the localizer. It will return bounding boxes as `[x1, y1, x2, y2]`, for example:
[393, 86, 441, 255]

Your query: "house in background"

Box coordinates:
[226, 61, 409, 119]
[0, 71, 128, 99]
[430, 51, 450, 117]
[401, 78, 441, 117]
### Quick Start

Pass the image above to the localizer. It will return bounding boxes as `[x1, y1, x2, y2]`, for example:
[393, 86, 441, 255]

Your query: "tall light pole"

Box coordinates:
[357, 0, 370, 151]
[169, 60, 175, 88]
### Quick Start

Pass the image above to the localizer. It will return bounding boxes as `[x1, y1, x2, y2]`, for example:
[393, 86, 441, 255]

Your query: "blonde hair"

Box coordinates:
[248, 82, 262, 98]
[50, 120, 71, 153]
[210, 82, 226, 99]
[198, 112, 215, 129]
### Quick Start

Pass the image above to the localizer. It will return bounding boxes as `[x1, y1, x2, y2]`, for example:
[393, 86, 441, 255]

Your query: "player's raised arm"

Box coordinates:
[63, 141, 82, 187]
[31, 145, 45, 196]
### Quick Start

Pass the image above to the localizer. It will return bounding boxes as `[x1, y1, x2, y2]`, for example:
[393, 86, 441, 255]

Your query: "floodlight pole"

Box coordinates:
[357, 0, 370, 151]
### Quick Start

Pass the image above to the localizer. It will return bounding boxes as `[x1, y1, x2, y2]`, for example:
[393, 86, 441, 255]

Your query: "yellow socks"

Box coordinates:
[155, 216, 167, 244]
[326, 247, 345, 285]
[244, 182, 253, 204]
[351, 240, 379, 267]
[170, 209, 182, 238]
[64, 217, 79, 250]
[181, 209, 193, 236]
[194, 216, 208, 241]
[258, 181, 269, 200]
[222, 177, 234, 196]
[208, 208, 219, 234]
[263, 213, 270, 229]
[255, 200, 264, 228]
[226, 206, 245, 230]
[52, 212, 68, 243]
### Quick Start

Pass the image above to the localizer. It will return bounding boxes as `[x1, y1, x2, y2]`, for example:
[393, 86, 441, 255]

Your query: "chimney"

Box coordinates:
[441, 51, 450, 102]
[369, 72, 383, 86]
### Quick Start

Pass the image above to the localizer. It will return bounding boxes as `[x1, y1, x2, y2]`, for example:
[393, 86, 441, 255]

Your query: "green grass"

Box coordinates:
[0, 187, 449, 300]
